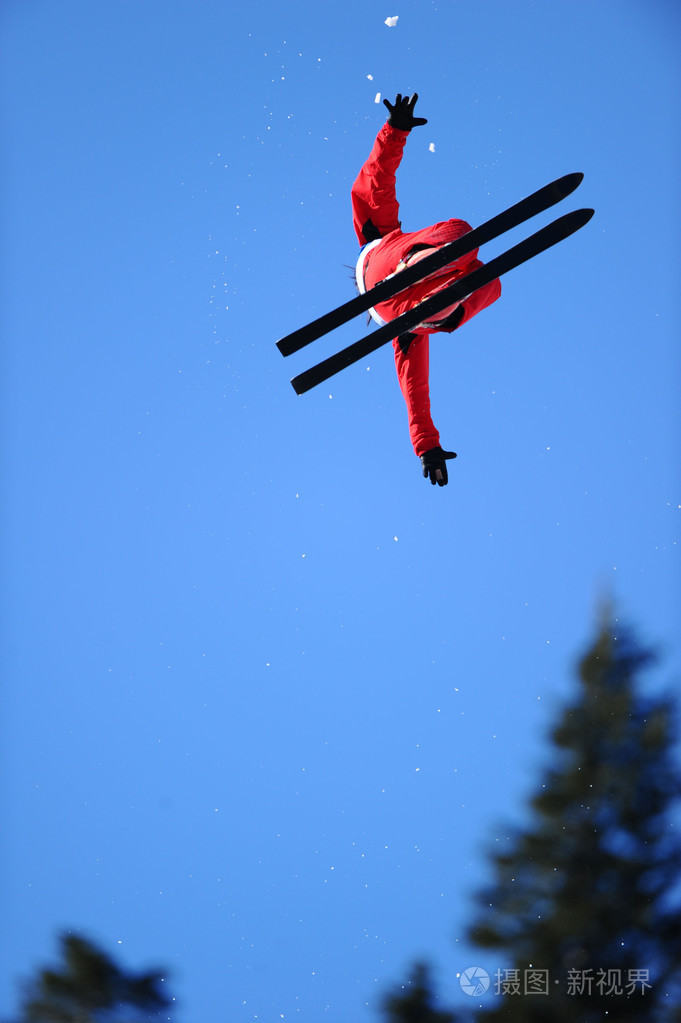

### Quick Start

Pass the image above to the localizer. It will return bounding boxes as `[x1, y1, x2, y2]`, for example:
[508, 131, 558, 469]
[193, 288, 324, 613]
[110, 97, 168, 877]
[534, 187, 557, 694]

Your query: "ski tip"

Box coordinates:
[553, 207, 594, 232]
[557, 171, 584, 196]
[549, 207, 594, 241]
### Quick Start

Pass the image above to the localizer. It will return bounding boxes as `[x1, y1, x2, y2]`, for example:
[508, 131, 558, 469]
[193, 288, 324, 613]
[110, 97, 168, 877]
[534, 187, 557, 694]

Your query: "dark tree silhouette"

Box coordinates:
[467, 613, 681, 1021]
[381, 962, 460, 1023]
[15, 933, 171, 1023]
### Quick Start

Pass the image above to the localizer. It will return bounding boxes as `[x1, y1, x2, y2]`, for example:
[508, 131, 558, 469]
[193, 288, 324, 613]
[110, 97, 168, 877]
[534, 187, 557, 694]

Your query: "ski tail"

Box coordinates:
[276, 172, 584, 357]
[290, 208, 594, 395]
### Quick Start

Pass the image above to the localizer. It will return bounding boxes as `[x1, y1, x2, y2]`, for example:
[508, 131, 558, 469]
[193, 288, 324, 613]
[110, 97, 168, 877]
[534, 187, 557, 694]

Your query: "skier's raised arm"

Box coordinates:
[351, 93, 428, 246]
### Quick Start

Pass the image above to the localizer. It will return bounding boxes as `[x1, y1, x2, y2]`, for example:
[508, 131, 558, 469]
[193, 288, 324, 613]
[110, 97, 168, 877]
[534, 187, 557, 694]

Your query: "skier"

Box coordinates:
[352, 93, 502, 486]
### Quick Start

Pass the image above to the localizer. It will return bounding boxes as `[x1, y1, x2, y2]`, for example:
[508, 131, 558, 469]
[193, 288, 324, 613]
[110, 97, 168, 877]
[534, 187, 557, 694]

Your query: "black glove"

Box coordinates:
[383, 92, 428, 131]
[420, 446, 457, 486]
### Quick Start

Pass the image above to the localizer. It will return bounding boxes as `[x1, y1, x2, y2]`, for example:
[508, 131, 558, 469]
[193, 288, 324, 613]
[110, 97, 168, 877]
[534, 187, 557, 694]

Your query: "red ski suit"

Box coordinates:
[351, 123, 501, 455]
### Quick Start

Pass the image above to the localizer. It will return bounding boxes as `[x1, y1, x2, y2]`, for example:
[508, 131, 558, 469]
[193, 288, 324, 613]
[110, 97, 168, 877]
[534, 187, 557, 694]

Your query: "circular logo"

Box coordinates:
[459, 966, 491, 996]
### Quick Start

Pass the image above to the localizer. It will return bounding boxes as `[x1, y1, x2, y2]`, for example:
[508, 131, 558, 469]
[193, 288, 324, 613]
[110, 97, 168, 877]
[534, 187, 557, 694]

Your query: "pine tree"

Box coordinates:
[468, 614, 681, 1022]
[15, 933, 171, 1023]
[381, 962, 460, 1023]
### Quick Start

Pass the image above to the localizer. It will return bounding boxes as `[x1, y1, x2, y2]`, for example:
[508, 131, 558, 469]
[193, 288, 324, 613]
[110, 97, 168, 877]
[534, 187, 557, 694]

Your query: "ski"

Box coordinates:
[276, 172, 583, 357]
[290, 207, 593, 395]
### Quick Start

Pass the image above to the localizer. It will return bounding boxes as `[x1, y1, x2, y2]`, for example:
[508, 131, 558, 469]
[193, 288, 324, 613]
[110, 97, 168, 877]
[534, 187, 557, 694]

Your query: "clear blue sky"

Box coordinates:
[2, 1, 679, 1020]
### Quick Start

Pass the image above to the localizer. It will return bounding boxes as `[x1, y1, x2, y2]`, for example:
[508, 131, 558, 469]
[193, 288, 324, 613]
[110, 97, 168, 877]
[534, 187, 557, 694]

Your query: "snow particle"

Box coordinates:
[385, 16, 399, 27]
[374, 92, 382, 104]
[429, 143, 436, 153]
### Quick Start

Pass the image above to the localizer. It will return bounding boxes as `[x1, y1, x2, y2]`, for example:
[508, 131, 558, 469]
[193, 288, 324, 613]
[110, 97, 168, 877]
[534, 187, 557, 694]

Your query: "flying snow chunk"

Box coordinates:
[429, 143, 436, 153]
[374, 92, 381, 104]
[385, 15, 399, 27]
[367, 74, 374, 80]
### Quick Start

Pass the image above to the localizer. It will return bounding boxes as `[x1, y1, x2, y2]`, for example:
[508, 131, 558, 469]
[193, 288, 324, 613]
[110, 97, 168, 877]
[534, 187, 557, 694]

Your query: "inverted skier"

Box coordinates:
[352, 93, 502, 486]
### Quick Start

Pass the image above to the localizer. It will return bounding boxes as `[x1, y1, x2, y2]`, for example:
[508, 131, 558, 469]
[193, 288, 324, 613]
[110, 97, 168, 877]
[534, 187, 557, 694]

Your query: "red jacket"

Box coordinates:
[351, 123, 501, 455]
